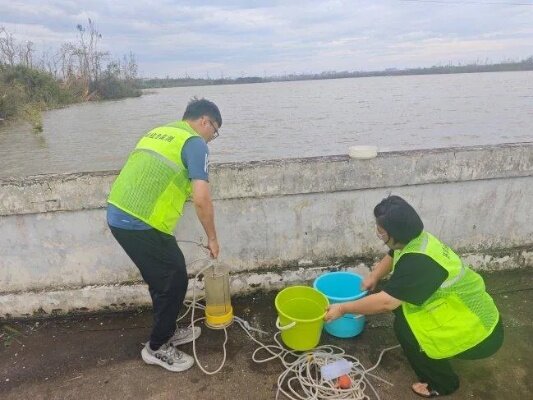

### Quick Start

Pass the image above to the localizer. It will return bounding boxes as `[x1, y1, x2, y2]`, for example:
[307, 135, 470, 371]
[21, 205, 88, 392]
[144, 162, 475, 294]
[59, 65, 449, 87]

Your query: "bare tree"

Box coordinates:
[39, 48, 62, 79]
[74, 23, 90, 92]
[0, 27, 17, 66]
[18, 40, 34, 68]
[74, 19, 109, 95]
[59, 42, 77, 81]
[122, 51, 138, 81]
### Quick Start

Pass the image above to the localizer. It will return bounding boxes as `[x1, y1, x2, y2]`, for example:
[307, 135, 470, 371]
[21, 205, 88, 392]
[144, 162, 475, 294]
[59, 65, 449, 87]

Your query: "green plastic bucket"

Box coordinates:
[274, 286, 329, 351]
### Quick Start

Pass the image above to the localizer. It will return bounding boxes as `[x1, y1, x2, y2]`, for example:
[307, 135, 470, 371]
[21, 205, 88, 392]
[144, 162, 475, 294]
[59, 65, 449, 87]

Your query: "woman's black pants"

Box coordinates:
[394, 314, 503, 395]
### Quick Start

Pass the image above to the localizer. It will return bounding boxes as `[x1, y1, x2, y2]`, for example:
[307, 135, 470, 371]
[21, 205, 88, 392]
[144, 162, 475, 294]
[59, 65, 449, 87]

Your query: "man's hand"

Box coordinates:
[207, 237, 219, 258]
[324, 304, 344, 323]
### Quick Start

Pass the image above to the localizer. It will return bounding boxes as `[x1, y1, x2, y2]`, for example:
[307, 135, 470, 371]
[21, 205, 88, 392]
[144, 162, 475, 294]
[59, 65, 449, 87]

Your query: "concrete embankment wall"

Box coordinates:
[1, 143, 532, 318]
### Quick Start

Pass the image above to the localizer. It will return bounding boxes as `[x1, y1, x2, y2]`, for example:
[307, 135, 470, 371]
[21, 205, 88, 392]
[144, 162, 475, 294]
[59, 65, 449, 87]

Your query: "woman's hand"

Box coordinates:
[362, 274, 378, 291]
[324, 304, 344, 323]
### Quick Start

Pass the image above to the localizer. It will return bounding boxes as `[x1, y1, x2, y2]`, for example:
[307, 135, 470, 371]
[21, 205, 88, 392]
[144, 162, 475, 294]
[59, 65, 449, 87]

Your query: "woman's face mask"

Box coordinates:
[376, 225, 389, 243]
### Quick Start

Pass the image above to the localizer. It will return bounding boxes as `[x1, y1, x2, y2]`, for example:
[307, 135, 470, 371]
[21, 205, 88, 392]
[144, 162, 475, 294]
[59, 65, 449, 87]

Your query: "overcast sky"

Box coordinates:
[1, 0, 532, 78]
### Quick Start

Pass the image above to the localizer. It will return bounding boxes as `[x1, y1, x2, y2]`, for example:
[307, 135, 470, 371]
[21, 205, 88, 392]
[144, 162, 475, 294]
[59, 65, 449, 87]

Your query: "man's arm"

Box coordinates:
[192, 179, 219, 258]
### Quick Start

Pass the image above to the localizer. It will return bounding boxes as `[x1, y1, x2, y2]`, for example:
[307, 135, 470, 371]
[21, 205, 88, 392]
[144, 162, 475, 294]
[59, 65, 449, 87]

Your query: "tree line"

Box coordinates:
[139, 56, 533, 89]
[0, 20, 140, 130]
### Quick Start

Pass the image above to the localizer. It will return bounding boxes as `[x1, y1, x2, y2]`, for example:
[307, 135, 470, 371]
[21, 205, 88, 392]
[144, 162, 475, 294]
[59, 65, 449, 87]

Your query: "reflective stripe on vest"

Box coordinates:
[393, 231, 499, 359]
[107, 121, 200, 234]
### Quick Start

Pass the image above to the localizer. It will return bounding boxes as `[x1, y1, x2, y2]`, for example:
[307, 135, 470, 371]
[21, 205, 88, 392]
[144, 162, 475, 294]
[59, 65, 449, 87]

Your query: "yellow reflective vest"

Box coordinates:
[108, 121, 201, 234]
[392, 231, 499, 359]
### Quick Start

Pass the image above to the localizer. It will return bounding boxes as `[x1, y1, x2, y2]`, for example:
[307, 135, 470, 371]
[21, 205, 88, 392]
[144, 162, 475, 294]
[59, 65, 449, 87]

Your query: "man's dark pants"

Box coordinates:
[109, 226, 188, 349]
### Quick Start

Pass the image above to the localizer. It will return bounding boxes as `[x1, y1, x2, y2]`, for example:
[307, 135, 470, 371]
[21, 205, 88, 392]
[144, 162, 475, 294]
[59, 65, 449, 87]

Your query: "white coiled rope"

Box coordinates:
[245, 329, 399, 400]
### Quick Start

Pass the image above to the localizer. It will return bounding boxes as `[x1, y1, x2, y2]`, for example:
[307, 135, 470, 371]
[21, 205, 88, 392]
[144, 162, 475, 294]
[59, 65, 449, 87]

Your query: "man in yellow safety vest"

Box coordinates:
[107, 98, 221, 372]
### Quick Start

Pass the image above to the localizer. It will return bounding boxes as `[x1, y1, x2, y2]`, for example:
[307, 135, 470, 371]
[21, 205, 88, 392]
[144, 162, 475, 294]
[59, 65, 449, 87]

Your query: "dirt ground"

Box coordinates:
[1, 268, 531, 400]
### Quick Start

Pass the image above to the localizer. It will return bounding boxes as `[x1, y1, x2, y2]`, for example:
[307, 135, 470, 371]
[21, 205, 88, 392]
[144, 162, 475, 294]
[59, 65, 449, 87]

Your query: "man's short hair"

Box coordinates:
[182, 97, 222, 127]
[373, 195, 424, 244]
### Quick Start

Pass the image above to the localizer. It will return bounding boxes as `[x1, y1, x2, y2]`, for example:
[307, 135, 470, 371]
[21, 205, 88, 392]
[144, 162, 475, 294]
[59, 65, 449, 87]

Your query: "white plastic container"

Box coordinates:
[320, 358, 353, 381]
[348, 145, 378, 159]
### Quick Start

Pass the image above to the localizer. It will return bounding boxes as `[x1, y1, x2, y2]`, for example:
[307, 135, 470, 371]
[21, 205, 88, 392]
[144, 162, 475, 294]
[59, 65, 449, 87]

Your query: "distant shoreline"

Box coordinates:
[139, 57, 533, 89]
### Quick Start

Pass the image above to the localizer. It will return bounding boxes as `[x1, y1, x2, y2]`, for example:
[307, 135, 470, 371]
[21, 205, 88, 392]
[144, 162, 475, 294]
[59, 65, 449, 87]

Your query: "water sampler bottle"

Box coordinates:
[204, 262, 234, 329]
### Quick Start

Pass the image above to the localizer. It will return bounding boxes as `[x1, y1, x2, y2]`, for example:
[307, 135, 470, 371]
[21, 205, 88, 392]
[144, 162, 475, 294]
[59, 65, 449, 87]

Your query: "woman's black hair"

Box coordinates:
[373, 195, 424, 244]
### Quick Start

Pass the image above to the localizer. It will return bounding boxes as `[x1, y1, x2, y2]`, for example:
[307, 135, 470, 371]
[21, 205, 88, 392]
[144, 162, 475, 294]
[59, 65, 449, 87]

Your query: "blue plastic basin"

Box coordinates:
[313, 271, 367, 338]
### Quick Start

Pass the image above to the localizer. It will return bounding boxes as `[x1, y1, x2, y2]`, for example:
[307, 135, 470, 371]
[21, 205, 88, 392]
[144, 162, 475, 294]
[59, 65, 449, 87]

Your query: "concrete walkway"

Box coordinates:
[1, 269, 531, 400]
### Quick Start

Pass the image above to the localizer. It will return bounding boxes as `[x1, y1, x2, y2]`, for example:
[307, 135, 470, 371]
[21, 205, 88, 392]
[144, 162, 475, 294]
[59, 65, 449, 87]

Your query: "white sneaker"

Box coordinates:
[141, 342, 194, 372]
[169, 326, 201, 347]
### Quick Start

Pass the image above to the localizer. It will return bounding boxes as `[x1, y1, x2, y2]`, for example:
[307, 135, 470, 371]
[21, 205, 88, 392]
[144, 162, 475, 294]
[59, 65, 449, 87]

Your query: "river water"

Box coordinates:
[0, 71, 531, 177]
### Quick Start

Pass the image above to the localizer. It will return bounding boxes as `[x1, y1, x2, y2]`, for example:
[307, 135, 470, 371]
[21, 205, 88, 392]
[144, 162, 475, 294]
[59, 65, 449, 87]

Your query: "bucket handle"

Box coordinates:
[276, 317, 296, 331]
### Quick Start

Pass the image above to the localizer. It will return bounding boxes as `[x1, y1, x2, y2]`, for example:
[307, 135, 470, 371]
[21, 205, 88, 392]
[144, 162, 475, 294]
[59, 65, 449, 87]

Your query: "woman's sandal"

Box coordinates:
[411, 382, 441, 398]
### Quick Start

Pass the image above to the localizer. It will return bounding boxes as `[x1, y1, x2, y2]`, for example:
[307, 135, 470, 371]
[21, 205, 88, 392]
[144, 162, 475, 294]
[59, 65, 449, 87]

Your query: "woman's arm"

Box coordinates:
[324, 291, 402, 322]
[362, 254, 393, 291]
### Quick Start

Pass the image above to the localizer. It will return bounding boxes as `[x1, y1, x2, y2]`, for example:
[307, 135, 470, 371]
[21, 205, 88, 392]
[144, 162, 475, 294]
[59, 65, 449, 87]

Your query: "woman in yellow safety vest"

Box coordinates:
[325, 195, 503, 398]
